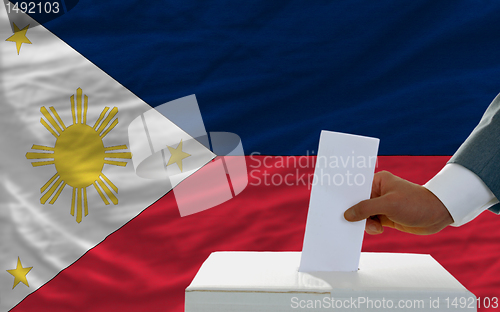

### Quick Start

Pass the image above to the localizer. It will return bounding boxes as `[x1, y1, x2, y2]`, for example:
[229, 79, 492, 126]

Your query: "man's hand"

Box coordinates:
[344, 171, 454, 235]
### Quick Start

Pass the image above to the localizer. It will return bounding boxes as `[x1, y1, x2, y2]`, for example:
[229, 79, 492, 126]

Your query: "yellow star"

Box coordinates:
[166, 139, 191, 172]
[6, 23, 32, 55]
[6, 257, 32, 289]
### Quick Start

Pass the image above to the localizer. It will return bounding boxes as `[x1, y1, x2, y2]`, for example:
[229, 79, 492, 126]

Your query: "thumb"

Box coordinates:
[344, 196, 391, 222]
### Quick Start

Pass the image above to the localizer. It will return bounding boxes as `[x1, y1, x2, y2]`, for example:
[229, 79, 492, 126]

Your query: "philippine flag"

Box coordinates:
[2, 1, 500, 312]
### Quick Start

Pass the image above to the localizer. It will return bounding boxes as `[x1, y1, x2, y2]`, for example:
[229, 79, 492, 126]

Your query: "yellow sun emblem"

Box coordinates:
[26, 88, 132, 223]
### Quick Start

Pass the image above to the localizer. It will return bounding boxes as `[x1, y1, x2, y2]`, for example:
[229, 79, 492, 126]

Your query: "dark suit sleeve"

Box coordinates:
[449, 94, 500, 214]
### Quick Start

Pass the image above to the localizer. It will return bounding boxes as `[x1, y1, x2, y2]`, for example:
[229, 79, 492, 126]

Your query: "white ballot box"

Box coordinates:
[185, 252, 476, 312]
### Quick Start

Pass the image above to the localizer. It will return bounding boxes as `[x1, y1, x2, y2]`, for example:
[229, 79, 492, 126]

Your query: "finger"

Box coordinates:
[344, 196, 392, 222]
[365, 217, 383, 235]
[370, 172, 383, 199]
[377, 215, 396, 229]
[370, 171, 394, 199]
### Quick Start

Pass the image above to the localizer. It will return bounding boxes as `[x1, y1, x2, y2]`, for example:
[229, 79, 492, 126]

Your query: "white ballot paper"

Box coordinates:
[299, 131, 379, 272]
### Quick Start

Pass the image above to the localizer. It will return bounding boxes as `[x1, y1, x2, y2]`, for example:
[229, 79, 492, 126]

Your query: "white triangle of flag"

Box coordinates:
[0, 4, 214, 310]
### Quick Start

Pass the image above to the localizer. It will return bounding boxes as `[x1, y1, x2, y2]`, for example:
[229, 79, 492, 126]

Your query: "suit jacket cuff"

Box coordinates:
[448, 93, 500, 210]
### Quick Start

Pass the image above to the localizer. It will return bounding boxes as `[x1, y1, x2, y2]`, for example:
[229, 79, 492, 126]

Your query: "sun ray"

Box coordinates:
[83, 187, 88, 217]
[71, 187, 76, 216]
[105, 145, 128, 151]
[41, 173, 58, 193]
[26, 152, 54, 160]
[32, 145, 54, 151]
[104, 160, 128, 167]
[70, 95, 76, 125]
[96, 107, 118, 135]
[104, 152, 132, 159]
[93, 107, 109, 130]
[76, 88, 82, 125]
[27, 146, 55, 166]
[49, 182, 66, 204]
[97, 178, 118, 205]
[93, 181, 110, 205]
[100, 118, 118, 138]
[83, 95, 88, 125]
[100, 173, 118, 193]
[41, 176, 63, 204]
[41, 107, 63, 135]
[31, 161, 55, 167]
[49, 107, 66, 130]
[40, 118, 59, 138]
[76, 187, 82, 223]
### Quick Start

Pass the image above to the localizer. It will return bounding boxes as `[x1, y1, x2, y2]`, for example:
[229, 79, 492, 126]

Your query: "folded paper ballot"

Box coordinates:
[185, 252, 476, 312]
[300, 131, 379, 272]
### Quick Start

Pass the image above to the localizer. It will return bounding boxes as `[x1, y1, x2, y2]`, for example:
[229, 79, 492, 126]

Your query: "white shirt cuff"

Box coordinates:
[423, 163, 499, 227]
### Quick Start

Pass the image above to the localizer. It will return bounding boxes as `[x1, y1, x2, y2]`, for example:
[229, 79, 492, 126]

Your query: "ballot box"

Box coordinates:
[185, 252, 476, 312]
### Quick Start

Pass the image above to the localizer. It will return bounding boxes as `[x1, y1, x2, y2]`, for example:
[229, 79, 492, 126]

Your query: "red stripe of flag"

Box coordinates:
[13, 156, 500, 312]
